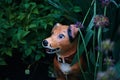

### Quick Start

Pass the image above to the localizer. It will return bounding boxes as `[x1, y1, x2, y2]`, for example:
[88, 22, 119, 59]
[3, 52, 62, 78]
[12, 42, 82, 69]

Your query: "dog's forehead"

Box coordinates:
[52, 25, 69, 33]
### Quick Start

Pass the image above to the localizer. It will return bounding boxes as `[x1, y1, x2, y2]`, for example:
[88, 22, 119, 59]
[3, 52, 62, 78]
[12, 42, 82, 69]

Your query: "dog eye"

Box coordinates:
[58, 34, 65, 39]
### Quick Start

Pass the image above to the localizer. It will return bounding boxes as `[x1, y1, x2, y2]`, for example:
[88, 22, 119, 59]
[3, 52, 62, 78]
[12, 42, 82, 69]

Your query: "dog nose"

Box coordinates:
[42, 40, 48, 46]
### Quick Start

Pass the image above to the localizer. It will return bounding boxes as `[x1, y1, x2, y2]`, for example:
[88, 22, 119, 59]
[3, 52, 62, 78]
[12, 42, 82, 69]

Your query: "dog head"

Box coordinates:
[42, 23, 79, 55]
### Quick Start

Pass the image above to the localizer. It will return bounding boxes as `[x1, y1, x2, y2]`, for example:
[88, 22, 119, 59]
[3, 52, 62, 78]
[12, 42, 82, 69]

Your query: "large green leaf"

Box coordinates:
[17, 29, 30, 41]
[0, 48, 12, 56]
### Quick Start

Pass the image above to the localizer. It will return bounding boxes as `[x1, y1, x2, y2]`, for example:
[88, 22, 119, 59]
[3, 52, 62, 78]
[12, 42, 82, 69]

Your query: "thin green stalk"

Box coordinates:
[104, 6, 107, 16]
[94, 5, 107, 80]
[79, 0, 95, 73]
[77, 35, 86, 80]
[111, 0, 119, 8]
[82, 0, 95, 25]
[94, 0, 96, 16]
[79, 28, 90, 72]
[93, 0, 96, 63]
[93, 27, 96, 62]
[94, 27, 102, 80]
[94, 51, 100, 80]
[98, 27, 102, 71]
[98, 5, 108, 73]
[98, 27, 102, 43]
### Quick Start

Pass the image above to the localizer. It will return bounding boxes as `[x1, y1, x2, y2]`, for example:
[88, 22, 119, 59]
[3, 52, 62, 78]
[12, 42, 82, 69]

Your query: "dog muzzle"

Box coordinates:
[42, 40, 60, 54]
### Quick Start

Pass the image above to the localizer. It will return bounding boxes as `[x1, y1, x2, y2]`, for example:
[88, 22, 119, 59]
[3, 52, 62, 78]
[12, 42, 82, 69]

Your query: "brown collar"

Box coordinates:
[56, 52, 76, 64]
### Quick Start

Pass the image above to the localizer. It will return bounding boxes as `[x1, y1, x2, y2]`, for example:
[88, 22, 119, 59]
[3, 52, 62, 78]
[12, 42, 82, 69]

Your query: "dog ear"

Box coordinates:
[52, 23, 62, 31]
[68, 24, 79, 42]
[55, 23, 61, 26]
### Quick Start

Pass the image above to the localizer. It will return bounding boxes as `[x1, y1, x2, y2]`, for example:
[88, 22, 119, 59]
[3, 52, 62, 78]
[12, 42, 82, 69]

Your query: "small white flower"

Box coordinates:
[101, 39, 114, 54]
[97, 71, 108, 80]
[60, 63, 71, 75]
[25, 69, 30, 75]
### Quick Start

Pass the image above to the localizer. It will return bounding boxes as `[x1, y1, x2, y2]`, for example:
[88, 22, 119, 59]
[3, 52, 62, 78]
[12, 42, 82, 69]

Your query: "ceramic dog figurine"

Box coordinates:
[42, 23, 85, 80]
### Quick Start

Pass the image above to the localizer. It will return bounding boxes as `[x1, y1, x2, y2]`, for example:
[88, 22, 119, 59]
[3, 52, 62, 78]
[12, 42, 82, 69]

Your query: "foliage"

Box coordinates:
[0, 0, 61, 65]
[0, 0, 120, 80]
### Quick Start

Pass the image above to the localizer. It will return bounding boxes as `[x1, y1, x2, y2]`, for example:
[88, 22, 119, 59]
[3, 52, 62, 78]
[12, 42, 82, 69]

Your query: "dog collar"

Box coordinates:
[56, 52, 76, 64]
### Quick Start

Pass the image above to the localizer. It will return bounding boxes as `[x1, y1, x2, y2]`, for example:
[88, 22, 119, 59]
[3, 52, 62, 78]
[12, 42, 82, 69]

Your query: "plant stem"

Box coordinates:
[79, 0, 95, 73]
[94, 27, 102, 80]
[77, 35, 86, 80]
[82, 0, 95, 25]
[104, 6, 107, 16]
[93, 0, 96, 63]
[98, 27, 102, 71]
[78, 28, 90, 72]
[94, 50, 100, 80]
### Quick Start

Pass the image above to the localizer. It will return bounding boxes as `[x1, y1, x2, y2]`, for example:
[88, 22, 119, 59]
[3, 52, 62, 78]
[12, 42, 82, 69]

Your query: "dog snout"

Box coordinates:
[42, 40, 48, 46]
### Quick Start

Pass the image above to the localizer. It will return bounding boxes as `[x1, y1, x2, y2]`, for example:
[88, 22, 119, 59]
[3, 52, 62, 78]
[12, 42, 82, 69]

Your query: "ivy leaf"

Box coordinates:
[17, 29, 30, 41]
[32, 8, 39, 14]
[29, 24, 37, 28]
[5, 48, 12, 57]
[1, 48, 12, 57]
[0, 58, 7, 65]
[25, 48, 32, 56]
[24, 3, 30, 9]
[25, 46, 35, 57]
[17, 13, 26, 20]
[35, 54, 41, 61]
[5, 0, 12, 4]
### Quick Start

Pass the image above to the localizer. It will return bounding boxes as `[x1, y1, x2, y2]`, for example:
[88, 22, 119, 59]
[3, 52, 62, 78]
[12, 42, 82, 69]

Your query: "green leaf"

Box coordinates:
[0, 48, 13, 57]
[17, 13, 26, 20]
[5, 48, 12, 56]
[80, 30, 93, 54]
[35, 54, 41, 61]
[73, 6, 82, 13]
[19, 40, 26, 44]
[113, 40, 120, 61]
[29, 24, 37, 28]
[5, 0, 12, 4]
[86, 16, 94, 31]
[30, 2, 36, 8]
[32, 8, 39, 14]
[11, 42, 18, 48]
[89, 49, 95, 65]
[24, 46, 35, 57]
[115, 61, 120, 78]
[0, 58, 7, 65]
[40, 20, 47, 29]
[25, 48, 32, 56]
[48, 0, 60, 9]
[24, 3, 30, 9]
[103, 28, 109, 32]
[17, 29, 30, 40]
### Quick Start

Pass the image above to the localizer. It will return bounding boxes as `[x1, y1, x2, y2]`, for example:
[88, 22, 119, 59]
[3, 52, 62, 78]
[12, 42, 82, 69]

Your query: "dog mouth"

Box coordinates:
[45, 48, 60, 54]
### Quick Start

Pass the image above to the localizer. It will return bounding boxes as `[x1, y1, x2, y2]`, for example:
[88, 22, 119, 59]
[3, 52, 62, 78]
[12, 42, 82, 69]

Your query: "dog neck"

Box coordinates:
[56, 50, 76, 64]
[56, 39, 78, 64]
